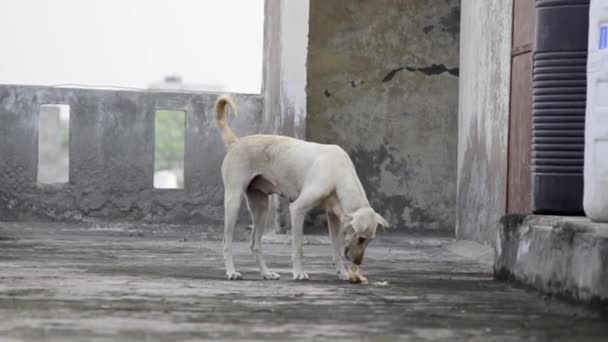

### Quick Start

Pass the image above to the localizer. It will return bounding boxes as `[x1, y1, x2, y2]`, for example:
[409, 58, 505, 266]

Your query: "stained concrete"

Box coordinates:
[495, 215, 608, 308]
[457, 0, 513, 244]
[307, 0, 460, 233]
[0, 85, 263, 225]
[1, 223, 607, 341]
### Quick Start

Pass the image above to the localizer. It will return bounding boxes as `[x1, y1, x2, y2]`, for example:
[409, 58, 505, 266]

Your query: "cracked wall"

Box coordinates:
[306, 0, 460, 232]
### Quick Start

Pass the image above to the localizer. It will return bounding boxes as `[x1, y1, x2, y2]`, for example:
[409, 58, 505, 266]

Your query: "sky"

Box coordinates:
[0, 0, 264, 94]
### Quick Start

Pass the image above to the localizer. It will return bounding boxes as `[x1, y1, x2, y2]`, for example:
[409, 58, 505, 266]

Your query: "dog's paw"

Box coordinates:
[262, 271, 281, 280]
[337, 270, 350, 281]
[293, 271, 309, 281]
[348, 265, 368, 285]
[226, 271, 243, 280]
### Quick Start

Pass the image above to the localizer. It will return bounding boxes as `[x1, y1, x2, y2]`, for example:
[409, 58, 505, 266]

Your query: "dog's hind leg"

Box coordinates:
[223, 186, 244, 280]
[327, 212, 349, 280]
[246, 189, 280, 280]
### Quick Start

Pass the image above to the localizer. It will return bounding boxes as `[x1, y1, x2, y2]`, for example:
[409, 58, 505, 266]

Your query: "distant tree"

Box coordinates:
[154, 110, 185, 172]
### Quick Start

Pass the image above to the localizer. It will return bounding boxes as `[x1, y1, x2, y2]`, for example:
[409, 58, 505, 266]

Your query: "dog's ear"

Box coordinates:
[375, 212, 390, 229]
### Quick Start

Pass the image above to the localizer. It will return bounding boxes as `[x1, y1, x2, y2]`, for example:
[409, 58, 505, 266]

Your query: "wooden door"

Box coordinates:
[507, 0, 535, 213]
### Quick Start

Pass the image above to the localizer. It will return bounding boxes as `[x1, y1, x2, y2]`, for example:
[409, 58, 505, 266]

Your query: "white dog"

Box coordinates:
[215, 95, 389, 281]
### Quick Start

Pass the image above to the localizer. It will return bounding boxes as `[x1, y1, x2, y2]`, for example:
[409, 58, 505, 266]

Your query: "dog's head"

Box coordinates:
[340, 207, 389, 265]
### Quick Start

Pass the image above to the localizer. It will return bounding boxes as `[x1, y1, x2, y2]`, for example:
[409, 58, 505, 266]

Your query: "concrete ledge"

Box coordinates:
[495, 214, 608, 310]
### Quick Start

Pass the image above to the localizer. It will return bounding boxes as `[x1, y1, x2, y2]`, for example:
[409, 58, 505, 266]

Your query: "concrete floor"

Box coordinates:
[0, 223, 607, 341]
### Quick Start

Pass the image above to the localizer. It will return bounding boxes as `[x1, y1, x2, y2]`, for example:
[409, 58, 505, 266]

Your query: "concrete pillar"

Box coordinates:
[457, 0, 513, 244]
[263, 0, 310, 233]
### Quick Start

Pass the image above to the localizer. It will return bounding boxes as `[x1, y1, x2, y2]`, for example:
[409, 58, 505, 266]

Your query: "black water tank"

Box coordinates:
[532, 0, 589, 214]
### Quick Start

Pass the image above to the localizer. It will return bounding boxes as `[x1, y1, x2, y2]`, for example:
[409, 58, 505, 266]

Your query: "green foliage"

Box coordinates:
[154, 110, 185, 173]
[60, 126, 69, 150]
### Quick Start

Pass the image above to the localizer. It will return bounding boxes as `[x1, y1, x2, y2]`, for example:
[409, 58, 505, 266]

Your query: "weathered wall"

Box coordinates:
[307, 0, 460, 232]
[457, 0, 513, 244]
[0, 85, 263, 225]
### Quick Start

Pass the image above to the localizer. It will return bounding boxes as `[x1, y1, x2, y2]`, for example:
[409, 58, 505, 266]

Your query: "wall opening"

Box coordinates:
[154, 110, 185, 189]
[38, 104, 70, 184]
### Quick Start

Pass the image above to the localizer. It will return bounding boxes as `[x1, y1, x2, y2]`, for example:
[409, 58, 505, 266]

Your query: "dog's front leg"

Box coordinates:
[290, 205, 309, 280]
[327, 212, 349, 280]
[289, 189, 321, 280]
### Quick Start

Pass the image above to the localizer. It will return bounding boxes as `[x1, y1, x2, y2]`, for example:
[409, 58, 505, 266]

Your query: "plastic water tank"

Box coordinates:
[532, 0, 590, 214]
[584, 0, 608, 222]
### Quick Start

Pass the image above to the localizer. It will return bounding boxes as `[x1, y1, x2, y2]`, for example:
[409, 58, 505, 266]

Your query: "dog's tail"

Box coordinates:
[214, 95, 239, 147]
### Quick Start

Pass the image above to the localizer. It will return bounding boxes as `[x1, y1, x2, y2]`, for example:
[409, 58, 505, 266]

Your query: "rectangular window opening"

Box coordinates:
[154, 110, 185, 189]
[38, 104, 70, 184]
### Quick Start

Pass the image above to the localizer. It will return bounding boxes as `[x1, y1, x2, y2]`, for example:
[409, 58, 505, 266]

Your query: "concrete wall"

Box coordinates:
[0, 0, 308, 226]
[306, 0, 460, 232]
[0, 85, 263, 225]
[457, 0, 513, 244]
